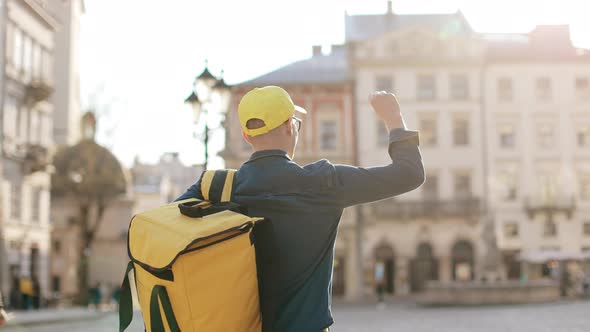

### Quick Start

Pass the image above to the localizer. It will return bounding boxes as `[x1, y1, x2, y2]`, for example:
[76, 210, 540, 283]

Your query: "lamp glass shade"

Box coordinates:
[213, 84, 231, 113]
[195, 76, 216, 102]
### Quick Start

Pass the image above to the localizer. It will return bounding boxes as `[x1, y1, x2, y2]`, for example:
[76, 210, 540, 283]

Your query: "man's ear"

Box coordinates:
[242, 131, 252, 144]
[285, 119, 294, 136]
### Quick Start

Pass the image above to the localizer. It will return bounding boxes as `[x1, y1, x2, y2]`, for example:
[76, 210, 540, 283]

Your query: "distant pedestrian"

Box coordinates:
[375, 261, 385, 303]
[9, 277, 20, 310]
[581, 273, 589, 297]
[19, 278, 33, 310]
[32, 277, 40, 310]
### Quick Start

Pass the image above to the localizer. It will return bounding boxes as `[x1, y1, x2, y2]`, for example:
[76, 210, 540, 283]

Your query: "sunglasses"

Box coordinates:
[292, 116, 302, 132]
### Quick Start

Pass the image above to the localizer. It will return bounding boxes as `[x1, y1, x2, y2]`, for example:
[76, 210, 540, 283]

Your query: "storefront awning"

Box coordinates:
[517, 250, 590, 263]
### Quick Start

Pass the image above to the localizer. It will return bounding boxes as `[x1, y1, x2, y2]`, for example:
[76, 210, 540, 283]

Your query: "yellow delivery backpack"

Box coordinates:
[119, 169, 264, 332]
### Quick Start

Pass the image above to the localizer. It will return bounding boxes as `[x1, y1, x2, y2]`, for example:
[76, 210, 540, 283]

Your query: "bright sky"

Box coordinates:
[80, 0, 590, 169]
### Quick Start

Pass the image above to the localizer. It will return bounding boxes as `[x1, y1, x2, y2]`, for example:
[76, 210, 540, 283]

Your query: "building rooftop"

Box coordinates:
[485, 25, 590, 61]
[237, 45, 350, 86]
[344, 11, 473, 42]
[237, 14, 590, 88]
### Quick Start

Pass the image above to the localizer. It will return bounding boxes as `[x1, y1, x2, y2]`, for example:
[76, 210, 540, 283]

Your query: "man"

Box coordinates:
[176, 86, 424, 332]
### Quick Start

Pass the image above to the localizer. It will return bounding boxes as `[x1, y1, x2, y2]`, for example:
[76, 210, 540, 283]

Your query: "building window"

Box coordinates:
[3, 96, 18, 141]
[9, 241, 19, 250]
[450, 75, 469, 100]
[13, 27, 23, 70]
[320, 120, 338, 150]
[577, 125, 590, 147]
[453, 117, 469, 146]
[454, 171, 472, 199]
[499, 171, 518, 201]
[377, 120, 389, 146]
[417, 75, 436, 100]
[422, 173, 439, 201]
[537, 123, 554, 148]
[536, 77, 552, 101]
[375, 75, 393, 92]
[52, 276, 61, 293]
[538, 172, 558, 203]
[53, 240, 61, 254]
[39, 112, 52, 147]
[419, 117, 437, 146]
[32, 43, 41, 80]
[504, 223, 519, 238]
[23, 35, 33, 80]
[498, 77, 513, 101]
[31, 188, 42, 222]
[583, 222, 590, 236]
[581, 175, 590, 201]
[10, 182, 22, 220]
[575, 77, 590, 100]
[41, 48, 52, 81]
[499, 123, 516, 148]
[5, 22, 14, 64]
[543, 221, 557, 237]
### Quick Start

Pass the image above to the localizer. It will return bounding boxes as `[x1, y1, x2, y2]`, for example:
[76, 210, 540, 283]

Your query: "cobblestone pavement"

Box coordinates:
[330, 300, 590, 332]
[3, 300, 589, 331]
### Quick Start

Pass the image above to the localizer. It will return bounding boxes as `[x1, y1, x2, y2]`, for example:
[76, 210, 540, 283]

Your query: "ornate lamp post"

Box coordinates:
[184, 61, 231, 170]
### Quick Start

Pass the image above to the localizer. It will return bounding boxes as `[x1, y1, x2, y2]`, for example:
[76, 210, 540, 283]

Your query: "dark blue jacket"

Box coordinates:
[175, 128, 424, 332]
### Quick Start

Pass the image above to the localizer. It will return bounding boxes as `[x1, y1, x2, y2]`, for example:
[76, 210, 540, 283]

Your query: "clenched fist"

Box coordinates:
[369, 91, 405, 131]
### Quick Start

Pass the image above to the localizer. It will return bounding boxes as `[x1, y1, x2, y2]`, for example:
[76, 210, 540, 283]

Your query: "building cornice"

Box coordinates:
[20, 0, 59, 30]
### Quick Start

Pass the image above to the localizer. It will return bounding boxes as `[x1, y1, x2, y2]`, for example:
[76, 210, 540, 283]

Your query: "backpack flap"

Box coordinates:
[128, 198, 262, 271]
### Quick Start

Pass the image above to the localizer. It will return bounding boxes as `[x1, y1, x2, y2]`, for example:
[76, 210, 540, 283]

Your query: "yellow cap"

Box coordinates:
[238, 86, 307, 137]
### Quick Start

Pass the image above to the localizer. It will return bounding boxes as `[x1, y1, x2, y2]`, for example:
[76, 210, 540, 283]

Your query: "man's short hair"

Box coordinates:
[246, 118, 265, 130]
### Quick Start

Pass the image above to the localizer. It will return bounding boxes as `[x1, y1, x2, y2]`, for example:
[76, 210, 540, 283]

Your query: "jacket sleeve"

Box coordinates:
[331, 128, 425, 207]
[173, 173, 205, 202]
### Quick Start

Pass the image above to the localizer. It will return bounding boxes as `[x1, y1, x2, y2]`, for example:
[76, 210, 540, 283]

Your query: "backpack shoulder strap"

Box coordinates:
[199, 169, 237, 203]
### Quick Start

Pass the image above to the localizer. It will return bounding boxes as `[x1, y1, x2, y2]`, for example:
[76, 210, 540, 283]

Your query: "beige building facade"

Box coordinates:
[225, 3, 590, 299]
[1, 0, 59, 305]
[348, 10, 488, 294]
[0, 0, 83, 305]
[484, 26, 590, 279]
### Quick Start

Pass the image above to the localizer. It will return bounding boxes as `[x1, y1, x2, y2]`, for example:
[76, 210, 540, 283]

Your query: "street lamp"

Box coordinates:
[184, 61, 231, 170]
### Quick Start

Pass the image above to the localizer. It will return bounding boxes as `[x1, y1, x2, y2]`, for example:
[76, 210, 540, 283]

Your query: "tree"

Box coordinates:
[51, 132, 126, 305]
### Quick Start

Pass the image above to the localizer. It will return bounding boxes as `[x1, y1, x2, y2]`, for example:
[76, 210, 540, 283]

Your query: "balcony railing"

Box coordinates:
[25, 80, 54, 105]
[22, 143, 49, 174]
[372, 197, 482, 220]
[524, 196, 576, 220]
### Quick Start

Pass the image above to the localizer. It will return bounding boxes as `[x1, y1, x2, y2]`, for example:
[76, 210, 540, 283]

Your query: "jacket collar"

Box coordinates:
[245, 149, 291, 164]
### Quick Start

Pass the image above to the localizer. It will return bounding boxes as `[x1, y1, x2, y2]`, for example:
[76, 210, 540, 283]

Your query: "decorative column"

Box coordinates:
[439, 255, 452, 282]
[396, 258, 410, 295]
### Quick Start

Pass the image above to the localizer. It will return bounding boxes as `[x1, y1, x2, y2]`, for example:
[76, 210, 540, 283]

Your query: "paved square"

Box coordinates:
[4, 300, 589, 331]
[331, 300, 590, 332]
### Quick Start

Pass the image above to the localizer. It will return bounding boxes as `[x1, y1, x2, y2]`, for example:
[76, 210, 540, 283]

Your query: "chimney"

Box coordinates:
[387, 0, 393, 15]
[312, 45, 322, 57]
